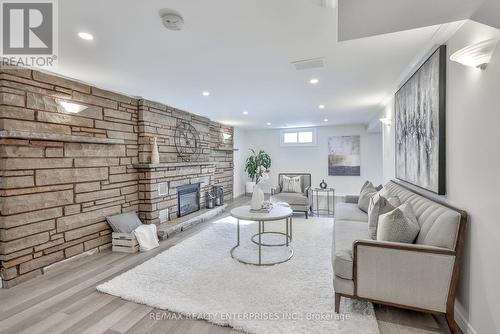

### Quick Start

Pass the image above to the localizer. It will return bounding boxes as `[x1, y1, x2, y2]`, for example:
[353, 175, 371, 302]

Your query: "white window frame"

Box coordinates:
[280, 128, 317, 147]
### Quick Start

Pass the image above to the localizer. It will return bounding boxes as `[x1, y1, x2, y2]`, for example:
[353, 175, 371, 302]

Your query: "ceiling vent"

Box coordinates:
[159, 9, 184, 31]
[291, 57, 325, 70]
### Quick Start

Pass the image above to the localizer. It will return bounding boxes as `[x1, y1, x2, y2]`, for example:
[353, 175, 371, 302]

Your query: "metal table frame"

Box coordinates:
[230, 216, 293, 266]
[311, 188, 335, 216]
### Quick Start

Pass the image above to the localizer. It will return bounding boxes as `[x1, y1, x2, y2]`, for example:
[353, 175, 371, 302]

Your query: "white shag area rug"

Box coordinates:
[97, 216, 379, 334]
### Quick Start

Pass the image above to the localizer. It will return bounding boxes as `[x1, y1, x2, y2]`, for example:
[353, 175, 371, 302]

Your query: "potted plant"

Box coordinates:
[245, 149, 271, 194]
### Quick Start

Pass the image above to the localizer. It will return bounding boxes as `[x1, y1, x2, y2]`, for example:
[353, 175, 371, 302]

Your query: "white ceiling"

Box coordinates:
[54, 0, 451, 129]
[337, 0, 498, 41]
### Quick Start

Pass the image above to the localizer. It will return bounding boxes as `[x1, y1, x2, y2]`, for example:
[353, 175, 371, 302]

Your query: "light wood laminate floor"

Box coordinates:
[0, 198, 456, 334]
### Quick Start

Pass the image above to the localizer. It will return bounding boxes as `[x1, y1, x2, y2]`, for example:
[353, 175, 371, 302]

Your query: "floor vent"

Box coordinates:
[159, 209, 169, 223]
[158, 182, 169, 196]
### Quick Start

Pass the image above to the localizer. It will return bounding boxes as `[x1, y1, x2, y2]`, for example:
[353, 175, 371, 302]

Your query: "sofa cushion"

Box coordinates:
[358, 182, 378, 213]
[273, 192, 308, 205]
[367, 193, 400, 239]
[332, 220, 369, 279]
[377, 203, 420, 243]
[335, 202, 368, 222]
[106, 212, 142, 233]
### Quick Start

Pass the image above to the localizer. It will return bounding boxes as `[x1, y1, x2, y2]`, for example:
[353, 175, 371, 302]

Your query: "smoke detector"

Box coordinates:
[159, 9, 184, 31]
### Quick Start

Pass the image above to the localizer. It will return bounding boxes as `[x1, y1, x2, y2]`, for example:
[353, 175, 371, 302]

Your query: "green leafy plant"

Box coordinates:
[245, 149, 271, 183]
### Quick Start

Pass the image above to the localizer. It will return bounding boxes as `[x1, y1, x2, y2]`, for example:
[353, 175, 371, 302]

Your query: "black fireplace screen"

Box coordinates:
[177, 183, 200, 217]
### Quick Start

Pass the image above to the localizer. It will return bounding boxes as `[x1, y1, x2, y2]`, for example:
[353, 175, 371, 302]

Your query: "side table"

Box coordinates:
[310, 188, 335, 216]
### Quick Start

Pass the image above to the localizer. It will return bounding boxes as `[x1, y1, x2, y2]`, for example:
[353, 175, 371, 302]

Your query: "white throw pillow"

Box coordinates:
[282, 176, 302, 193]
[367, 193, 400, 239]
[358, 181, 378, 213]
[377, 203, 420, 243]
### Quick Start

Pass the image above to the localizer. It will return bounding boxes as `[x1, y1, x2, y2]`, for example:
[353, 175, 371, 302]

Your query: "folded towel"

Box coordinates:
[133, 224, 159, 252]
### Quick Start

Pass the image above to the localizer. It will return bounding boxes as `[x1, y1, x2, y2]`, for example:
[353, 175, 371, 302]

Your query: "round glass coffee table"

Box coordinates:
[230, 205, 293, 266]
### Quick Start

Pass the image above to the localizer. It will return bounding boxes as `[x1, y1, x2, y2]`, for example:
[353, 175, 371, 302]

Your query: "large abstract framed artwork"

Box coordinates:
[395, 45, 446, 194]
[328, 135, 361, 176]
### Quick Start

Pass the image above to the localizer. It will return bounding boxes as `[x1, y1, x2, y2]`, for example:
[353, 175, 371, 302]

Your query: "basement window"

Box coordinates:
[280, 128, 317, 147]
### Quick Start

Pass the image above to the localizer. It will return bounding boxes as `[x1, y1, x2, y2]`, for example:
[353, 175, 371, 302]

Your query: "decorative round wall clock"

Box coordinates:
[174, 122, 201, 161]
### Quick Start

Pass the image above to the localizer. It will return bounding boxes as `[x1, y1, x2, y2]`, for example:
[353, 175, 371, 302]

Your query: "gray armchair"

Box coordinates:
[271, 173, 311, 218]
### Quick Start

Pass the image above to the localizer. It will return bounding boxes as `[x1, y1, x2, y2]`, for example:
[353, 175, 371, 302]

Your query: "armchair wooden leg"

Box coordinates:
[446, 310, 458, 334]
[335, 293, 341, 313]
[305, 211, 308, 219]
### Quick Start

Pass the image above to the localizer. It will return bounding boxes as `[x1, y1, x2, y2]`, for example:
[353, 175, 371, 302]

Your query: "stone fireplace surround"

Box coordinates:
[0, 67, 234, 287]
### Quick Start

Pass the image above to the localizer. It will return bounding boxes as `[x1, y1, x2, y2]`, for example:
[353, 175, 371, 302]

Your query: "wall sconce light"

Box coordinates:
[57, 100, 88, 113]
[379, 117, 392, 126]
[450, 38, 498, 70]
[222, 133, 232, 140]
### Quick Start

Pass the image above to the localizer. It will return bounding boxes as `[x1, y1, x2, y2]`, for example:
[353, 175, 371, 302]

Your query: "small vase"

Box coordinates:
[251, 184, 264, 210]
[151, 137, 160, 164]
[320, 179, 327, 189]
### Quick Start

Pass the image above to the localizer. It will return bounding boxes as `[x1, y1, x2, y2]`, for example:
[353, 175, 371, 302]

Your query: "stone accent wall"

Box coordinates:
[0, 68, 233, 287]
[135, 99, 234, 224]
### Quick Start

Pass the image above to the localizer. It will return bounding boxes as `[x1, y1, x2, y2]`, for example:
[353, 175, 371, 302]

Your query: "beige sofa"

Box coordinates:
[271, 173, 311, 218]
[333, 181, 467, 334]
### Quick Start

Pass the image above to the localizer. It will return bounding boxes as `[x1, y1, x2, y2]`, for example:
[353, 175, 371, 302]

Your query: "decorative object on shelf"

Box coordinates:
[450, 38, 498, 70]
[319, 179, 327, 189]
[151, 137, 160, 164]
[251, 172, 269, 210]
[213, 185, 224, 206]
[205, 191, 215, 209]
[395, 45, 446, 194]
[174, 122, 201, 162]
[328, 135, 361, 176]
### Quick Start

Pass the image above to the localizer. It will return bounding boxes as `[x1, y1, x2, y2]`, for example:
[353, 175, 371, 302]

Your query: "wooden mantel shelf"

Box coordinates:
[133, 161, 215, 169]
[0, 130, 125, 145]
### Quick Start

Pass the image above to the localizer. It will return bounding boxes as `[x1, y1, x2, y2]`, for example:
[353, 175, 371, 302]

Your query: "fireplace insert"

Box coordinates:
[177, 183, 200, 217]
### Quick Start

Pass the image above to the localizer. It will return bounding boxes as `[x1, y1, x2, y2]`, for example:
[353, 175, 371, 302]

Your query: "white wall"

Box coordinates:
[233, 127, 249, 198]
[237, 124, 383, 195]
[381, 20, 500, 334]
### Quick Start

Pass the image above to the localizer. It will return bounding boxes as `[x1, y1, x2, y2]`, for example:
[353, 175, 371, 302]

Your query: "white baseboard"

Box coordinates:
[455, 303, 477, 334]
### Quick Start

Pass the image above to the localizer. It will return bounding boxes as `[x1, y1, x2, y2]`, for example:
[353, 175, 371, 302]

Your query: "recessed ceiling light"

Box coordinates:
[243, 111, 248, 115]
[323, 118, 329, 122]
[309, 78, 319, 85]
[318, 104, 325, 109]
[266, 122, 271, 126]
[78, 32, 94, 41]
[202, 91, 210, 96]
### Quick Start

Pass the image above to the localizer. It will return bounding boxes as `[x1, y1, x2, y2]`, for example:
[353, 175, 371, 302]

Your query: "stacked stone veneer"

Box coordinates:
[136, 100, 234, 223]
[0, 68, 233, 287]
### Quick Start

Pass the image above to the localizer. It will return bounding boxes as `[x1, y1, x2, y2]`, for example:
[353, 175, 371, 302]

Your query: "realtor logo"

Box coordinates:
[1, 0, 58, 68]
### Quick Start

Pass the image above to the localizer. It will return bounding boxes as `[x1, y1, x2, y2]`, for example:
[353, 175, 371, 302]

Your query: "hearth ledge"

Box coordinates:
[157, 204, 227, 240]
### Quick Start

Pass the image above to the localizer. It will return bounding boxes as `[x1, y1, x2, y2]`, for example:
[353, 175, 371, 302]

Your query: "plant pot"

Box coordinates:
[245, 181, 256, 195]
